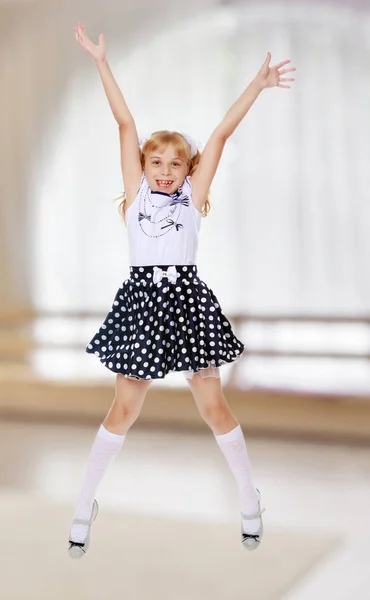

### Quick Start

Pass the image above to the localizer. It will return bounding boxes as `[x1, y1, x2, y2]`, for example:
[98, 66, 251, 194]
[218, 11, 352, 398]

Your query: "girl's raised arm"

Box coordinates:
[191, 53, 296, 211]
[74, 23, 142, 203]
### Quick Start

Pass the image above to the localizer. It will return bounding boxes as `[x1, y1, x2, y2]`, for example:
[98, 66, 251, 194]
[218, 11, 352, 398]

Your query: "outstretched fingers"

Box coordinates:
[275, 59, 291, 70]
[278, 67, 296, 75]
[277, 63, 295, 89]
[74, 26, 82, 42]
[278, 73, 295, 88]
[74, 22, 86, 44]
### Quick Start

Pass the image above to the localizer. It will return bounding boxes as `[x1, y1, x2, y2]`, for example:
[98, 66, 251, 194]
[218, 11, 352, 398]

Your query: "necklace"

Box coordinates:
[138, 184, 185, 239]
[144, 193, 177, 224]
[146, 187, 182, 209]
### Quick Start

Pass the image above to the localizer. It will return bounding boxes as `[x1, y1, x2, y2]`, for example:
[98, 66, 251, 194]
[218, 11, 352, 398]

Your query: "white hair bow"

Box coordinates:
[139, 133, 200, 158]
[180, 133, 198, 158]
[153, 266, 179, 284]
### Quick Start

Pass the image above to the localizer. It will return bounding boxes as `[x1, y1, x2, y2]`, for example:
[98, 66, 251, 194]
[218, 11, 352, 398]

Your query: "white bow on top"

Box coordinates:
[153, 266, 179, 284]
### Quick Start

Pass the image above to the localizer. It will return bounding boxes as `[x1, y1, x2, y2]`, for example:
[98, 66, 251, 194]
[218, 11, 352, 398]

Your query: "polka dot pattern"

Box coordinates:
[86, 265, 245, 380]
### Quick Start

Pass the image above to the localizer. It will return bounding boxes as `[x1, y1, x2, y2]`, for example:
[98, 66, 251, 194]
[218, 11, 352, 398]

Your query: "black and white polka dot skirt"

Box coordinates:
[86, 265, 245, 380]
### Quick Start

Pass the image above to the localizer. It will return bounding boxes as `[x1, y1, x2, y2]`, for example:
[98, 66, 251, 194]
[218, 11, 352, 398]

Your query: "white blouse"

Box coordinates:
[125, 173, 201, 266]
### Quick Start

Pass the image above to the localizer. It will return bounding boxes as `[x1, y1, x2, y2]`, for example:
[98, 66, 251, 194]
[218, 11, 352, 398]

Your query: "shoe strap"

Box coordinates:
[72, 517, 91, 526]
[241, 507, 266, 520]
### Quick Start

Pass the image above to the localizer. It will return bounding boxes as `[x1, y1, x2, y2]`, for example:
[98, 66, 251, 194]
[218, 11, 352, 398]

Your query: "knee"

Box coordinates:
[112, 393, 144, 424]
[104, 377, 151, 434]
[198, 399, 231, 429]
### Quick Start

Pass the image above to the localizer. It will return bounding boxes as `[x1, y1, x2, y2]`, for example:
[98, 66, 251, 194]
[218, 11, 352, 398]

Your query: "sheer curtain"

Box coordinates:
[30, 2, 370, 317]
[1, 0, 369, 389]
[2, 0, 370, 389]
[230, 3, 370, 314]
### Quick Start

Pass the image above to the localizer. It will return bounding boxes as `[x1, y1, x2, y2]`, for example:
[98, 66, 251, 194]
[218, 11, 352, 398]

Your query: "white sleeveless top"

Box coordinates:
[125, 173, 202, 266]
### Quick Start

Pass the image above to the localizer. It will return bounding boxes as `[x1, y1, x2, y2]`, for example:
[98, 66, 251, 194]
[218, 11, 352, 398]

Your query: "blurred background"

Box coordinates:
[1, 0, 370, 598]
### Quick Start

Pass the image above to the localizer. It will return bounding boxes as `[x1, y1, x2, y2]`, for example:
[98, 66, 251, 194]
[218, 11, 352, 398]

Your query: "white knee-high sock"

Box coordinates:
[214, 424, 261, 534]
[70, 424, 126, 542]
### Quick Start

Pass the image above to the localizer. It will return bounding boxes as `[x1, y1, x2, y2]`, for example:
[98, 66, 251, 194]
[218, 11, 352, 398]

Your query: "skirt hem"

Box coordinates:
[86, 347, 245, 381]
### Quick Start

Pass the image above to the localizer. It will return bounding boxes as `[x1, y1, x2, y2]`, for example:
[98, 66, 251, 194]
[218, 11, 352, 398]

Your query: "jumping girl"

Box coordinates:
[68, 22, 295, 558]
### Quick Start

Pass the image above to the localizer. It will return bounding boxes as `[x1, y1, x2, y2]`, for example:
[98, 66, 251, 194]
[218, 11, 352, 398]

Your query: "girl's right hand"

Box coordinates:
[74, 23, 106, 62]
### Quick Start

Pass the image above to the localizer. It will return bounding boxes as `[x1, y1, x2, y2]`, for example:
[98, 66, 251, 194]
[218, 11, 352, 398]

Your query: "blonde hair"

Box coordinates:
[114, 130, 211, 225]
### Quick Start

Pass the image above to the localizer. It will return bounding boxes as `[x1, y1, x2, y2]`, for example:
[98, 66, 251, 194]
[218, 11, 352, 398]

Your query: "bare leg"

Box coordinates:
[103, 374, 152, 434]
[184, 372, 238, 434]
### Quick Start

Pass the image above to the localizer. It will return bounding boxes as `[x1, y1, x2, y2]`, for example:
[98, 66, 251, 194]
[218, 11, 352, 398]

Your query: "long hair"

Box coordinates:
[114, 130, 211, 225]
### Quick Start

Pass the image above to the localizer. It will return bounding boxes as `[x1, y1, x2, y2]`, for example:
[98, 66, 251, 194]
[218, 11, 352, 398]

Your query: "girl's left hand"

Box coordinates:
[256, 53, 296, 89]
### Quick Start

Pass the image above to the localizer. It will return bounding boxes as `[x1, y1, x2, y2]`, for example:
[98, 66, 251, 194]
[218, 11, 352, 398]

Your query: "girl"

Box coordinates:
[69, 22, 295, 558]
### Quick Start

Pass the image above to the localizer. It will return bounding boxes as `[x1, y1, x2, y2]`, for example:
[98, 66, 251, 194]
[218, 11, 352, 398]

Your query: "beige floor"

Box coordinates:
[0, 418, 369, 599]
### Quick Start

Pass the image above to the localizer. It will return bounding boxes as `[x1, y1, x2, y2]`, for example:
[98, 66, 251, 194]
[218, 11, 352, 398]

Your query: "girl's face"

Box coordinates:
[144, 144, 189, 194]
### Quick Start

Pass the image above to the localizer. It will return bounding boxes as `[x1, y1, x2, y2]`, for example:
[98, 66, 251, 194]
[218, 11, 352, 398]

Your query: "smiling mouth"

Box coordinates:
[156, 180, 174, 188]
